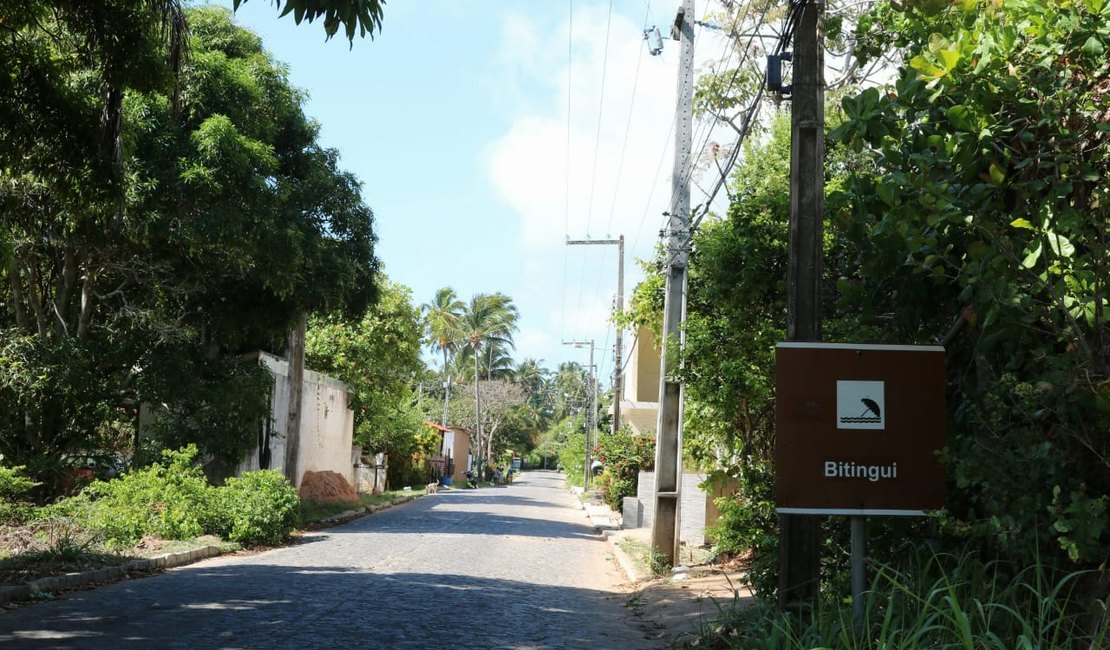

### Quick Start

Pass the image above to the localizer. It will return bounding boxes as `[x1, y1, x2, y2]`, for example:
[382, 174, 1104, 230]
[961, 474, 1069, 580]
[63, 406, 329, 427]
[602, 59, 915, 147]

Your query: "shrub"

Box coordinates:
[210, 470, 298, 546]
[594, 426, 655, 511]
[45, 446, 214, 548]
[0, 464, 39, 525]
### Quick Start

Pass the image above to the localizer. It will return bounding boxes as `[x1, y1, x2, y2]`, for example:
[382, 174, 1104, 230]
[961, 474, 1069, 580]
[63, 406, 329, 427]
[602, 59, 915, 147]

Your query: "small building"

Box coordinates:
[423, 421, 470, 485]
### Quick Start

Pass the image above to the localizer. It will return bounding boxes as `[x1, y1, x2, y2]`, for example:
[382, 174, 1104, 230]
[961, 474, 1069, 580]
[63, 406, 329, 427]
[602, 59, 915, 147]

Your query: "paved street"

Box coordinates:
[0, 471, 661, 649]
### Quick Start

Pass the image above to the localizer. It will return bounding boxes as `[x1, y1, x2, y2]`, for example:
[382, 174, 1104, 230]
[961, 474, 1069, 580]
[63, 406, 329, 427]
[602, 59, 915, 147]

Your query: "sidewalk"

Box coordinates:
[572, 486, 755, 647]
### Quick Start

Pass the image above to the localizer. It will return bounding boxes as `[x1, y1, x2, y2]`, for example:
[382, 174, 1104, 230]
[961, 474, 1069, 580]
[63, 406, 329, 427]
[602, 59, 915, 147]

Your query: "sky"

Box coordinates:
[216, 0, 733, 384]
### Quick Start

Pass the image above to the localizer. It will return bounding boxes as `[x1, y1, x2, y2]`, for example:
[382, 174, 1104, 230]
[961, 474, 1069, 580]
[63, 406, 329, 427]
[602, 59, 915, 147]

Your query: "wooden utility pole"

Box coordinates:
[652, 0, 694, 567]
[284, 312, 307, 487]
[780, 0, 824, 610]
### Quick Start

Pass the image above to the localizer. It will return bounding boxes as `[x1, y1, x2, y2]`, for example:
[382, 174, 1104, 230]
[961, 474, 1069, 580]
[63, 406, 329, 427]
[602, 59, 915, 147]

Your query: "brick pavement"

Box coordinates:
[0, 471, 663, 650]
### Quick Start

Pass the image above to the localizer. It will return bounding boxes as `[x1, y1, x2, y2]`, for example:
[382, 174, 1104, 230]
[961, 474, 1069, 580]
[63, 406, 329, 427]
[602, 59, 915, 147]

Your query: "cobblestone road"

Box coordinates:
[0, 471, 662, 649]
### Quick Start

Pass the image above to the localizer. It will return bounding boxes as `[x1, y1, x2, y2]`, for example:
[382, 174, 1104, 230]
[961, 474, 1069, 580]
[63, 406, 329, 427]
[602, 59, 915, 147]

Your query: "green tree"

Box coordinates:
[420, 287, 464, 426]
[455, 293, 519, 471]
[0, 7, 378, 490]
[305, 278, 424, 458]
[832, 0, 1109, 566]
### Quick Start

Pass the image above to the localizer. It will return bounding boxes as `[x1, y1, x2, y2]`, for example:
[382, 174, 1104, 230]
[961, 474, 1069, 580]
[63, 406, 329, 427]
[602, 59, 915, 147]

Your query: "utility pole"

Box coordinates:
[565, 236, 625, 436]
[284, 312, 307, 487]
[652, 0, 694, 567]
[780, 0, 824, 610]
[563, 340, 596, 489]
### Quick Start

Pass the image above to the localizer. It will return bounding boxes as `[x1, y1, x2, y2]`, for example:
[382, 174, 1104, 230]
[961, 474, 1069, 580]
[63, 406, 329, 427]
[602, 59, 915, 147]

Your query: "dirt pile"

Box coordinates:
[299, 470, 360, 505]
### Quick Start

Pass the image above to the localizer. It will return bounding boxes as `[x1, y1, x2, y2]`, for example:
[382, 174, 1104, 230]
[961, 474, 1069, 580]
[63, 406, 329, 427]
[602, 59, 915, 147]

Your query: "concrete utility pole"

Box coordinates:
[284, 312, 307, 487]
[652, 0, 694, 567]
[566, 236, 625, 436]
[780, 0, 824, 610]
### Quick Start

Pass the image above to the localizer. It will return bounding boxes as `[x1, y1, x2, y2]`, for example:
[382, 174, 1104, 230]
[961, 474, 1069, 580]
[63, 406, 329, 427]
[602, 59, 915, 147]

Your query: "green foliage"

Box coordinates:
[831, 0, 1110, 568]
[386, 422, 442, 490]
[233, 0, 385, 43]
[209, 470, 299, 546]
[648, 546, 672, 577]
[137, 354, 273, 466]
[0, 464, 40, 524]
[47, 446, 214, 547]
[307, 278, 424, 457]
[44, 446, 299, 548]
[658, 0, 1110, 607]
[552, 416, 588, 488]
[686, 550, 1109, 649]
[703, 459, 780, 597]
[0, 6, 379, 494]
[593, 426, 655, 512]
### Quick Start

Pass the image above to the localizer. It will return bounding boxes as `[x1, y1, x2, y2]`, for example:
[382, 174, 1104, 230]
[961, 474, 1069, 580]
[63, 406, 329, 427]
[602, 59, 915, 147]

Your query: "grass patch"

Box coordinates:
[681, 550, 1110, 649]
[618, 535, 655, 577]
[0, 521, 234, 586]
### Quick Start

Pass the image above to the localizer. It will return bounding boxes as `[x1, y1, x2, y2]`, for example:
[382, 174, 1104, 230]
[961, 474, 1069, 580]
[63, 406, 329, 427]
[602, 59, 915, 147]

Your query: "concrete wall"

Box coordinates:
[631, 471, 709, 547]
[625, 326, 661, 403]
[236, 352, 355, 488]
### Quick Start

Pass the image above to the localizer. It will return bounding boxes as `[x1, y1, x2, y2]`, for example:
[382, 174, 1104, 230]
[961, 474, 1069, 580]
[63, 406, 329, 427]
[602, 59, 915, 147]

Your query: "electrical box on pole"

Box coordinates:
[651, 0, 694, 568]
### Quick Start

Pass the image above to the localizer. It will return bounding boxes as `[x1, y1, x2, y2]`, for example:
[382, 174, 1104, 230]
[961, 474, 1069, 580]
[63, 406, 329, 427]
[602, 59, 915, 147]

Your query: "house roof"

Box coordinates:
[423, 420, 451, 433]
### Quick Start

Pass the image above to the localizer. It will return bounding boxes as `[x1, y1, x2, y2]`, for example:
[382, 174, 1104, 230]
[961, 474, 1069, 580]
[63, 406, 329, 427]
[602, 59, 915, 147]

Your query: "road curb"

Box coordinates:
[573, 494, 651, 584]
[0, 495, 422, 607]
[0, 545, 223, 607]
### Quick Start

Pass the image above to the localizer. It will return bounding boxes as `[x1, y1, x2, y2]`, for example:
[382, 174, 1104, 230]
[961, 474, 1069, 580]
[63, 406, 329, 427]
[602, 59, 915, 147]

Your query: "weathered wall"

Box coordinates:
[632, 471, 709, 547]
[236, 352, 355, 488]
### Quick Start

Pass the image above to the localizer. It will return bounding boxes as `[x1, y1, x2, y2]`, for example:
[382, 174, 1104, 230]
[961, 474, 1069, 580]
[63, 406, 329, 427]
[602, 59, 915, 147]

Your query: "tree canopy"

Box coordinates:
[0, 6, 379, 490]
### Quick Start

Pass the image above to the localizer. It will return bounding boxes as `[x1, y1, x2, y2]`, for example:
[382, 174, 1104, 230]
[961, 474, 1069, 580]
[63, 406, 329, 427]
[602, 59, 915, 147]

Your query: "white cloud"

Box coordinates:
[483, 2, 736, 369]
[487, 5, 680, 253]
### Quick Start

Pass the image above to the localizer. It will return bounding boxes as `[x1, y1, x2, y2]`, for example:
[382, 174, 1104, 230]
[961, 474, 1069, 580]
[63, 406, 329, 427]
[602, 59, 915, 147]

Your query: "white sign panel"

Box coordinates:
[836, 380, 885, 430]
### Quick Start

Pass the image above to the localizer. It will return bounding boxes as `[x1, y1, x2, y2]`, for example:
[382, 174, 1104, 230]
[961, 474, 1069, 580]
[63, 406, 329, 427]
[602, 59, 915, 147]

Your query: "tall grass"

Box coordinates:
[685, 551, 1109, 649]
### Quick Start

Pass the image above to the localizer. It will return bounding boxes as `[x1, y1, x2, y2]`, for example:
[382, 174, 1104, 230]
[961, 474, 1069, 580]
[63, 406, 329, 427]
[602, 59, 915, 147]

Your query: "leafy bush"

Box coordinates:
[209, 470, 298, 546]
[556, 429, 587, 488]
[45, 446, 214, 548]
[43, 446, 299, 548]
[593, 426, 655, 511]
[0, 464, 39, 524]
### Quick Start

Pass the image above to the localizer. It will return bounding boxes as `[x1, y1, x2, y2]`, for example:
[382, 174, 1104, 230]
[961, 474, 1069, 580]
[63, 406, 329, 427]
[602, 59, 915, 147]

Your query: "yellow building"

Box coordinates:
[617, 325, 661, 436]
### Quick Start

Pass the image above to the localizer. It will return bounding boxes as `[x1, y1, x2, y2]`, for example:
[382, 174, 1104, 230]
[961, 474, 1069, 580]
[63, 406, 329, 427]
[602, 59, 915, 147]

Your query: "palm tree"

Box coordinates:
[457, 292, 519, 473]
[420, 287, 464, 426]
[515, 358, 553, 429]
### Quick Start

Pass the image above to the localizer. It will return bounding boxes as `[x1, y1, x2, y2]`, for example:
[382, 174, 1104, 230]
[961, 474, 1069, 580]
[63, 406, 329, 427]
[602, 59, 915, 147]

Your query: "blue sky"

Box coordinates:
[216, 1, 731, 383]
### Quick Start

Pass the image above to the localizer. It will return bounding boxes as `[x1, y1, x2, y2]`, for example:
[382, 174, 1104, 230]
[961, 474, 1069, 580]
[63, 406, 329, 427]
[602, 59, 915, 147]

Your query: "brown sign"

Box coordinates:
[774, 343, 946, 515]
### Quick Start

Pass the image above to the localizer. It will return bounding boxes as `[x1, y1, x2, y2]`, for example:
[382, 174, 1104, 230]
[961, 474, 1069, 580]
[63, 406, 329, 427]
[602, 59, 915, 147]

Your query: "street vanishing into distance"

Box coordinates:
[0, 472, 659, 650]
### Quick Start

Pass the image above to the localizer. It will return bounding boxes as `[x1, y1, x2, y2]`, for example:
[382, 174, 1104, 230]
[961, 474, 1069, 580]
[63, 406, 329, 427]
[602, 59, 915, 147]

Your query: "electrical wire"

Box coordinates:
[561, 0, 574, 344]
[584, 0, 615, 238]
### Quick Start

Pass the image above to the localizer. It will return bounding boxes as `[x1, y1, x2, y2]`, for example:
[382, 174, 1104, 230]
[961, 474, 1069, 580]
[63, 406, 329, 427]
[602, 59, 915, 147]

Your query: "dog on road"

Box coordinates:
[424, 482, 439, 495]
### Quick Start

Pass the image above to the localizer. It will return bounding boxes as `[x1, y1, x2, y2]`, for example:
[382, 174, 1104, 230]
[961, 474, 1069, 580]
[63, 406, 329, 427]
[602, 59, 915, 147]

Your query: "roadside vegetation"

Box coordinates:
[622, 0, 1110, 646]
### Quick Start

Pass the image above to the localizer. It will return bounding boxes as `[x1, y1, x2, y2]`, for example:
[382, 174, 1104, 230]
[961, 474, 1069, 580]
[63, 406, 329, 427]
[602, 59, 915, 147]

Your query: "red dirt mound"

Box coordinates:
[299, 470, 360, 505]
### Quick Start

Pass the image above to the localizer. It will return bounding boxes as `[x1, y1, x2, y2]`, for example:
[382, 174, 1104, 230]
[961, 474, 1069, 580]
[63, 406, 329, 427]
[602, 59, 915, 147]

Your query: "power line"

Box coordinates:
[584, 0, 615, 238]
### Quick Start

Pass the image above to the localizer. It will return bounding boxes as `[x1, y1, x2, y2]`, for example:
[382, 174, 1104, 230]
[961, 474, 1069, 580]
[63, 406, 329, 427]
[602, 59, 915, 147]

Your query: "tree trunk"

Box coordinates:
[473, 349, 482, 478]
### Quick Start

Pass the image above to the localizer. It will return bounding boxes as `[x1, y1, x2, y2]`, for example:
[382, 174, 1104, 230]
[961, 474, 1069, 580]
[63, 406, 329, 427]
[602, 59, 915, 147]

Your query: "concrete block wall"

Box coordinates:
[633, 471, 709, 546]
